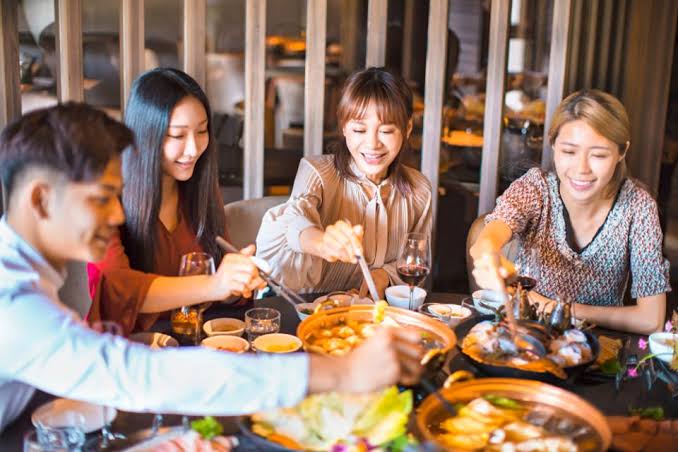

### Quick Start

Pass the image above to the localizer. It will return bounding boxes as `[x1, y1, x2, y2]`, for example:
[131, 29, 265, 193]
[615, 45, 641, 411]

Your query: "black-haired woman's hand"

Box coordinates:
[210, 245, 267, 299]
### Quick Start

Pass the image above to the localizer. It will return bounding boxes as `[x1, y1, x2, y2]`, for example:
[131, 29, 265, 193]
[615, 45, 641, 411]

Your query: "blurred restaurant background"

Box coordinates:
[0, 0, 676, 306]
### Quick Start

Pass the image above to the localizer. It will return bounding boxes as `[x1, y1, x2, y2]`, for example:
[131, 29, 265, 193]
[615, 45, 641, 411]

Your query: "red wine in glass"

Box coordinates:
[397, 264, 430, 287]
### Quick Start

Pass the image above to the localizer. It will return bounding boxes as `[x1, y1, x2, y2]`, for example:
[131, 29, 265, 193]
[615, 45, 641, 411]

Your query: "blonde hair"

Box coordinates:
[548, 89, 630, 198]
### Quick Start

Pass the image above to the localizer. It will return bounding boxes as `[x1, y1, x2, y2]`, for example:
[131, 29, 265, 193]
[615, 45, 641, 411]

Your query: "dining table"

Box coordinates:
[2, 292, 676, 451]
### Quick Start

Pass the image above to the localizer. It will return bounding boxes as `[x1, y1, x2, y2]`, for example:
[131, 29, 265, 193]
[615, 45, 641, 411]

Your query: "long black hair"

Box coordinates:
[122, 67, 225, 273]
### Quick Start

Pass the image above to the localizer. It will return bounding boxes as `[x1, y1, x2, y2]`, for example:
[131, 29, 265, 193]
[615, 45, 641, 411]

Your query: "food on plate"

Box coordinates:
[595, 336, 623, 367]
[250, 386, 412, 451]
[462, 320, 594, 378]
[433, 395, 600, 451]
[216, 345, 242, 353]
[259, 343, 299, 353]
[127, 417, 234, 452]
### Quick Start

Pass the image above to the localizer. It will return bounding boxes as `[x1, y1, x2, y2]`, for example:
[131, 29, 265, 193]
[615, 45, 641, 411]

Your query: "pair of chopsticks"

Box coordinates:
[215, 236, 306, 308]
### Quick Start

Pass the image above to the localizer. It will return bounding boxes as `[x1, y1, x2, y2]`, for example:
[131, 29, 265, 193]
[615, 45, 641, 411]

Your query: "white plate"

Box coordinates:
[32, 398, 116, 434]
[128, 332, 179, 348]
[313, 292, 373, 307]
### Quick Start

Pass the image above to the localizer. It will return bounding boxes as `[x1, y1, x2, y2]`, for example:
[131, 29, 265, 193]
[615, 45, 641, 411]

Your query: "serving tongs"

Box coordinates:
[215, 236, 307, 308]
[355, 254, 381, 302]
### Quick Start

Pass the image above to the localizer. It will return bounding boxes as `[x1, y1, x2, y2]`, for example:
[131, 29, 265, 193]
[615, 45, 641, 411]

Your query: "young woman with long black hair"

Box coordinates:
[88, 68, 264, 334]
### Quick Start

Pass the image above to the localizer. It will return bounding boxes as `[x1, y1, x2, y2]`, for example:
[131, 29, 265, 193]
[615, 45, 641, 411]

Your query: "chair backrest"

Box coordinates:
[465, 214, 518, 293]
[58, 261, 91, 317]
[224, 196, 288, 250]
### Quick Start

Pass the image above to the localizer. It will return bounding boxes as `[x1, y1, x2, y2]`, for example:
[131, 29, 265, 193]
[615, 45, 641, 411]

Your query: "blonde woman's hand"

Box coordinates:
[210, 245, 266, 298]
[470, 238, 515, 293]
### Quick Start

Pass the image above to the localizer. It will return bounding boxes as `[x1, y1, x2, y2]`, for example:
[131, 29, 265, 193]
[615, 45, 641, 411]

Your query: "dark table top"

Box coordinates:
[2, 293, 676, 451]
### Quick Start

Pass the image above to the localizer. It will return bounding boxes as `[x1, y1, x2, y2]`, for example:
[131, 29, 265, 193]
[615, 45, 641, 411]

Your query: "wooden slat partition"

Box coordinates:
[303, 0, 327, 157]
[566, 0, 583, 92]
[582, 0, 599, 88]
[401, 0, 415, 82]
[120, 0, 145, 113]
[243, 0, 266, 199]
[420, 0, 449, 221]
[366, 0, 387, 67]
[0, 0, 21, 129]
[541, 0, 572, 169]
[183, 0, 206, 88]
[55, 0, 84, 102]
[478, 0, 510, 215]
[609, 0, 627, 94]
[596, 0, 613, 88]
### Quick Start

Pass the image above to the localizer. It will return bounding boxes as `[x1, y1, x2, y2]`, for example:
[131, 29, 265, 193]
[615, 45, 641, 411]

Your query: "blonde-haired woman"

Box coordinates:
[471, 89, 670, 334]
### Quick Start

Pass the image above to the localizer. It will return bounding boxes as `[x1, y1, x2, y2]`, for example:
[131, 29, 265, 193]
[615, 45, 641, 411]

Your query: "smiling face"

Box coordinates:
[161, 95, 209, 182]
[553, 119, 625, 204]
[342, 102, 410, 184]
[38, 157, 125, 268]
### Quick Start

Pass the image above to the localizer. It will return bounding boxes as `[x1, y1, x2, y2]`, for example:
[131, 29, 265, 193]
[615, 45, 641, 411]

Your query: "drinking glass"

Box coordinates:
[396, 233, 431, 310]
[29, 410, 86, 452]
[24, 427, 85, 452]
[518, 246, 540, 290]
[171, 252, 216, 345]
[87, 321, 125, 449]
[245, 308, 281, 348]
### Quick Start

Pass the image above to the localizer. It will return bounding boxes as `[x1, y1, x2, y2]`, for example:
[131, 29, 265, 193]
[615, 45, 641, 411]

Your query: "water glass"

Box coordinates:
[24, 427, 85, 452]
[245, 308, 281, 347]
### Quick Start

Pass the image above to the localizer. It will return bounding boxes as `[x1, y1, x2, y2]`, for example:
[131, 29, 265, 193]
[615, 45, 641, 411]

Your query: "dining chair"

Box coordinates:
[465, 214, 518, 293]
[223, 196, 289, 250]
[58, 261, 92, 317]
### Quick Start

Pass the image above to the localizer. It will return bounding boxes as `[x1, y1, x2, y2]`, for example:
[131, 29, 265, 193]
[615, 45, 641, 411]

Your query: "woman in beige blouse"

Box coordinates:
[257, 67, 432, 296]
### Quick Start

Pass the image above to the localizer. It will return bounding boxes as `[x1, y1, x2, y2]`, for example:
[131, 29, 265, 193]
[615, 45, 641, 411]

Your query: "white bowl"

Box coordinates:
[201, 335, 250, 353]
[419, 303, 473, 327]
[385, 285, 427, 310]
[313, 292, 373, 307]
[649, 332, 677, 363]
[128, 332, 179, 349]
[252, 333, 302, 353]
[471, 289, 504, 314]
[203, 318, 246, 337]
[295, 303, 317, 321]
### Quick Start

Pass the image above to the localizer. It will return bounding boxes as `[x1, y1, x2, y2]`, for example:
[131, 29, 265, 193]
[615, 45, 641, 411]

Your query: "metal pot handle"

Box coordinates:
[443, 370, 475, 389]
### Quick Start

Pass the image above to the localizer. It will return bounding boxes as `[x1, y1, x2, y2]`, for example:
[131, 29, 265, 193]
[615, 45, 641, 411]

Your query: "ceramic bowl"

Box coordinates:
[202, 318, 246, 337]
[201, 335, 250, 353]
[252, 333, 302, 354]
[385, 285, 427, 310]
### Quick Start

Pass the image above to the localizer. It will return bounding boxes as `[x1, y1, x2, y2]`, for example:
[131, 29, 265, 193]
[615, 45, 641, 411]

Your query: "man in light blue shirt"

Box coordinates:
[0, 104, 423, 433]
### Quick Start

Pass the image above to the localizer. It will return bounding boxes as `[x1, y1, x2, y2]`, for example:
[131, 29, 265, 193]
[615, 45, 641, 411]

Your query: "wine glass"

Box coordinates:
[518, 245, 540, 291]
[396, 233, 431, 310]
[171, 252, 216, 346]
[86, 321, 125, 449]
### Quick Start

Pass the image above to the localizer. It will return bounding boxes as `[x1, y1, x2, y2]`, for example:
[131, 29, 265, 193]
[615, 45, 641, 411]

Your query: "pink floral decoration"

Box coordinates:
[638, 338, 648, 351]
[666, 321, 673, 332]
[627, 367, 638, 378]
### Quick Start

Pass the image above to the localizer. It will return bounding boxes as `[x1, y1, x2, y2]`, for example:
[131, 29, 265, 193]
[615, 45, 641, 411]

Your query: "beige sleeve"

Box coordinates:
[256, 159, 326, 291]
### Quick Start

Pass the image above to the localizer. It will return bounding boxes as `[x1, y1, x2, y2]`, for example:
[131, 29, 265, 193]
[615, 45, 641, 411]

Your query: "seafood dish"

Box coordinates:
[461, 320, 595, 379]
[428, 395, 601, 451]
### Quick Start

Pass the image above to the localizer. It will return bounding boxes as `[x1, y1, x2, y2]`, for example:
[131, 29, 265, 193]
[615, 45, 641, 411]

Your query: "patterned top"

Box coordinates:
[486, 168, 671, 306]
[256, 155, 432, 293]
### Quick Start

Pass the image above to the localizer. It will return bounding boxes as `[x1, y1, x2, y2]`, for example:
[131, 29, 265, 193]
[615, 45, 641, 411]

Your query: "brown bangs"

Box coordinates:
[332, 67, 414, 195]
